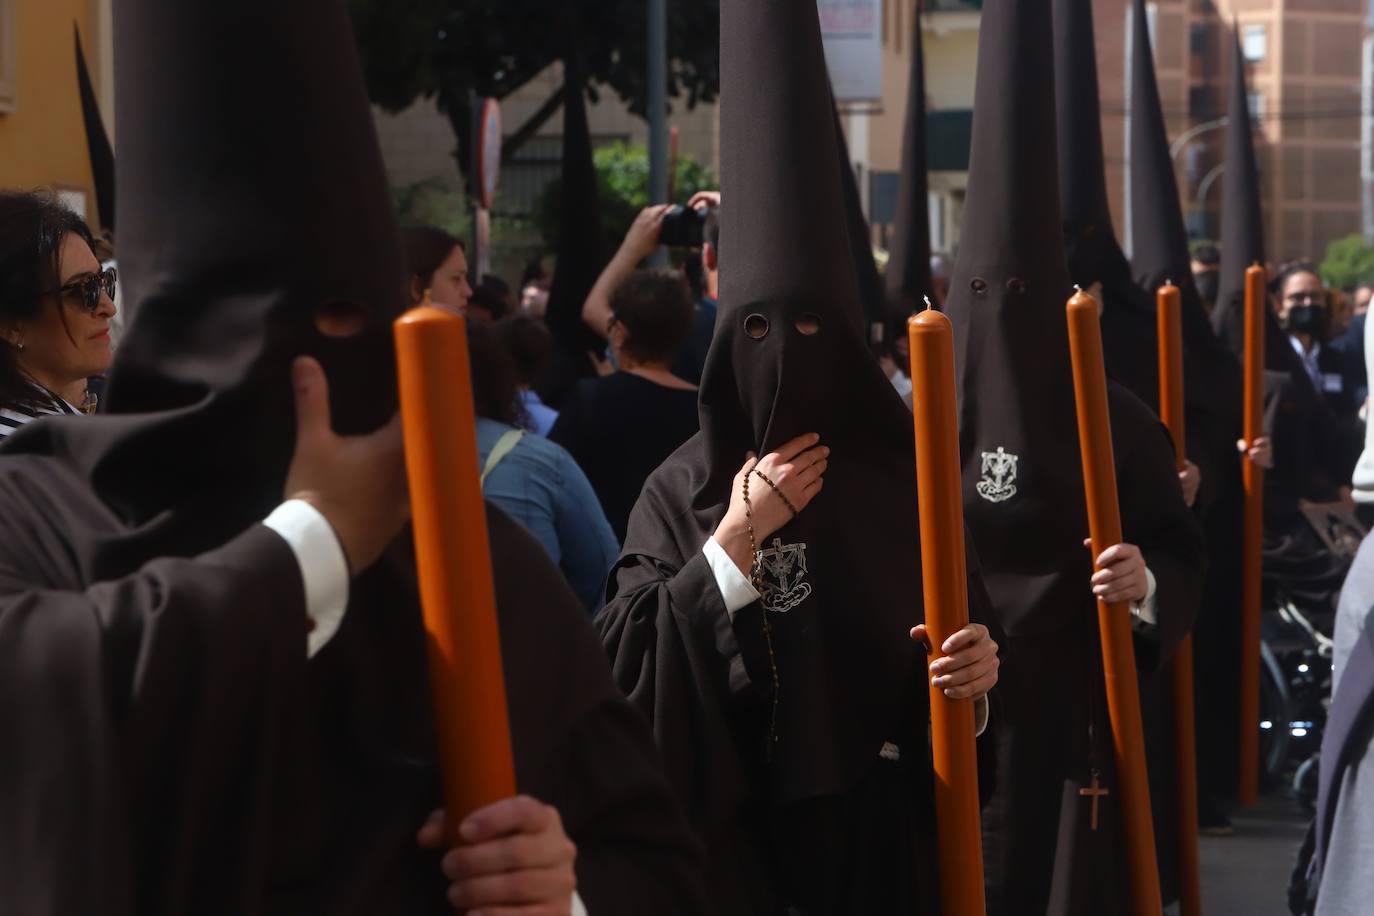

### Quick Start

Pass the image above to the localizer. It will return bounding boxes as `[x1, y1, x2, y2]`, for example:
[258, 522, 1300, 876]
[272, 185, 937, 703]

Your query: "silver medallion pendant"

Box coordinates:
[754, 538, 812, 613]
[976, 446, 1019, 503]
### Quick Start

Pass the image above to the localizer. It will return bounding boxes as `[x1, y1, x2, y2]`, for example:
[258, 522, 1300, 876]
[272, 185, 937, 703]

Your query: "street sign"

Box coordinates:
[475, 98, 502, 211]
[818, 0, 882, 103]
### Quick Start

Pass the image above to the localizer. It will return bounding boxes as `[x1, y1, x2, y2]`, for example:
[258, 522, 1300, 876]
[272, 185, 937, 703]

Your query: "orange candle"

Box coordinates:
[395, 305, 516, 845]
[908, 306, 986, 916]
[1238, 263, 1267, 807]
[1156, 282, 1203, 916]
[1066, 289, 1163, 916]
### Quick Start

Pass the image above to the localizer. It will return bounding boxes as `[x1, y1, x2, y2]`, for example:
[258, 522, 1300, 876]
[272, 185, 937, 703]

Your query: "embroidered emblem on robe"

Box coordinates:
[755, 538, 811, 612]
[976, 446, 1019, 503]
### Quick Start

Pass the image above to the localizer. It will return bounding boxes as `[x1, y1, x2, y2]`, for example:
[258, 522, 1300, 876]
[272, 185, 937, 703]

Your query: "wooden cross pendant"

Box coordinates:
[1079, 774, 1110, 831]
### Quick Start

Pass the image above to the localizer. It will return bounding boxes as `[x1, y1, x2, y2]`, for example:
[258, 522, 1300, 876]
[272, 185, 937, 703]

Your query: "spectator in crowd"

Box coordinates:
[467, 317, 619, 613]
[581, 196, 721, 386]
[498, 315, 560, 436]
[1332, 280, 1373, 405]
[1354, 281, 1374, 317]
[1192, 243, 1221, 314]
[1274, 261, 1362, 418]
[0, 192, 116, 437]
[1330, 288, 1355, 339]
[929, 252, 952, 306]
[520, 278, 550, 319]
[468, 274, 513, 322]
[400, 225, 472, 312]
[673, 192, 721, 384]
[1261, 268, 1364, 528]
[1307, 518, 1374, 914]
[552, 268, 699, 541]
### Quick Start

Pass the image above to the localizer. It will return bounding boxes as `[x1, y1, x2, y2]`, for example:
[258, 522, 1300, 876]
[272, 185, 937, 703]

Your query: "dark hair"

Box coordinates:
[469, 274, 511, 321]
[0, 191, 96, 411]
[520, 257, 550, 288]
[400, 225, 464, 292]
[1271, 259, 1323, 297]
[478, 273, 511, 302]
[1192, 244, 1220, 267]
[608, 268, 694, 365]
[703, 208, 720, 253]
[465, 315, 525, 427]
[497, 315, 553, 388]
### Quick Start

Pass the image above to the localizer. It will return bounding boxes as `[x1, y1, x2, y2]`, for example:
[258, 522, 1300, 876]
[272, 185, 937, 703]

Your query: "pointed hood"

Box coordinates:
[886, 14, 934, 317]
[59, 0, 406, 537]
[1127, 0, 1192, 297]
[1053, 0, 1168, 411]
[684, 0, 922, 801]
[1053, 0, 1134, 292]
[1212, 25, 1268, 351]
[705, 0, 907, 459]
[947, 0, 1089, 633]
[74, 25, 115, 235]
[1208, 24, 1306, 385]
[832, 101, 886, 342]
[542, 43, 608, 397]
[1127, 0, 1243, 448]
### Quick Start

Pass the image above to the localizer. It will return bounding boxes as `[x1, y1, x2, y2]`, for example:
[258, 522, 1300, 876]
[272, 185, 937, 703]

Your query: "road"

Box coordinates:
[1182, 794, 1310, 915]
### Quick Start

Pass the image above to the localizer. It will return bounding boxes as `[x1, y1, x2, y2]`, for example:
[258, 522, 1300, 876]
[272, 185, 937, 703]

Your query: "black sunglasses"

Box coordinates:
[48, 266, 117, 314]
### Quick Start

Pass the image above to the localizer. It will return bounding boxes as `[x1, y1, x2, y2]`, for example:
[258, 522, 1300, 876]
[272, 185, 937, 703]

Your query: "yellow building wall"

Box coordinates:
[0, 0, 100, 225]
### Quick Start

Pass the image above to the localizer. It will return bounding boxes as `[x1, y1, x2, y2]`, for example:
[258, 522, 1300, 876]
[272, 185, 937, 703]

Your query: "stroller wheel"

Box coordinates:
[1259, 640, 1292, 790]
[1293, 755, 1320, 813]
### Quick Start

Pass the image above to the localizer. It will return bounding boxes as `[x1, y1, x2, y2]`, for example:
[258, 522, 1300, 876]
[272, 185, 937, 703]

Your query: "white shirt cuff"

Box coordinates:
[263, 500, 350, 658]
[572, 890, 588, 916]
[1131, 568, 1158, 628]
[703, 536, 761, 621]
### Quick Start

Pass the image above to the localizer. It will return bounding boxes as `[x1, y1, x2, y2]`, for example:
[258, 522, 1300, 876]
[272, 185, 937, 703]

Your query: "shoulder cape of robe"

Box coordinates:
[0, 438, 707, 916]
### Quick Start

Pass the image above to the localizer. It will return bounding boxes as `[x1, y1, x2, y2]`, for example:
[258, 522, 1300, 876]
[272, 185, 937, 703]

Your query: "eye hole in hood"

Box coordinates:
[744, 313, 770, 340]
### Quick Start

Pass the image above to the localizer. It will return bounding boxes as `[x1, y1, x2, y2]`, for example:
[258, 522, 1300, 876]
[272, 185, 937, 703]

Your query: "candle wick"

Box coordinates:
[923, 295, 934, 311]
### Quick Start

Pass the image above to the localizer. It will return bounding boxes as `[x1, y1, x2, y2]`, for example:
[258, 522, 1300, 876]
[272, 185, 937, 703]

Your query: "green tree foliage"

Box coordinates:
[535, 142, 716, 252]
[1320, 234, 1374, 292]
[393, 176, 470, 238]
[350, 0, 719, 177]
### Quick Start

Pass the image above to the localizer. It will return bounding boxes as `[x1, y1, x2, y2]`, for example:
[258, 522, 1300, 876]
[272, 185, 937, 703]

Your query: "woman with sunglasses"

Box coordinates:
[0, 191, 116, 437]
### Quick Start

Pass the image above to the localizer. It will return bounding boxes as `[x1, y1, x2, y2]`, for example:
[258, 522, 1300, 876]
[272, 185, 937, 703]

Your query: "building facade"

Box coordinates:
[0, 0, 114, 229]
[1100, 0, 1366, 264]
[373, 0, 1366, 268]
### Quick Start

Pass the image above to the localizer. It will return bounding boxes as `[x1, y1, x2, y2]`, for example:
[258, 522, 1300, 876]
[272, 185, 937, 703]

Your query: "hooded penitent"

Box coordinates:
[74, 26, 115, 236]
[598, 0, 993, 911]
[886, 11, 935, 320]
[698, 0, 922, 787]
[0, 2, 703, 913]
[949, 0, 1203, 912]
[1128, 0, 1250, 805]
[950, 0, 1086, 638]
[540, 42, 608, 407]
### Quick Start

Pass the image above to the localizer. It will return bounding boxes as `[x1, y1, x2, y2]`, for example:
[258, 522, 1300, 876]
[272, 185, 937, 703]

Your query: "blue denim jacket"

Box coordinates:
[476, 418, 619, 612]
